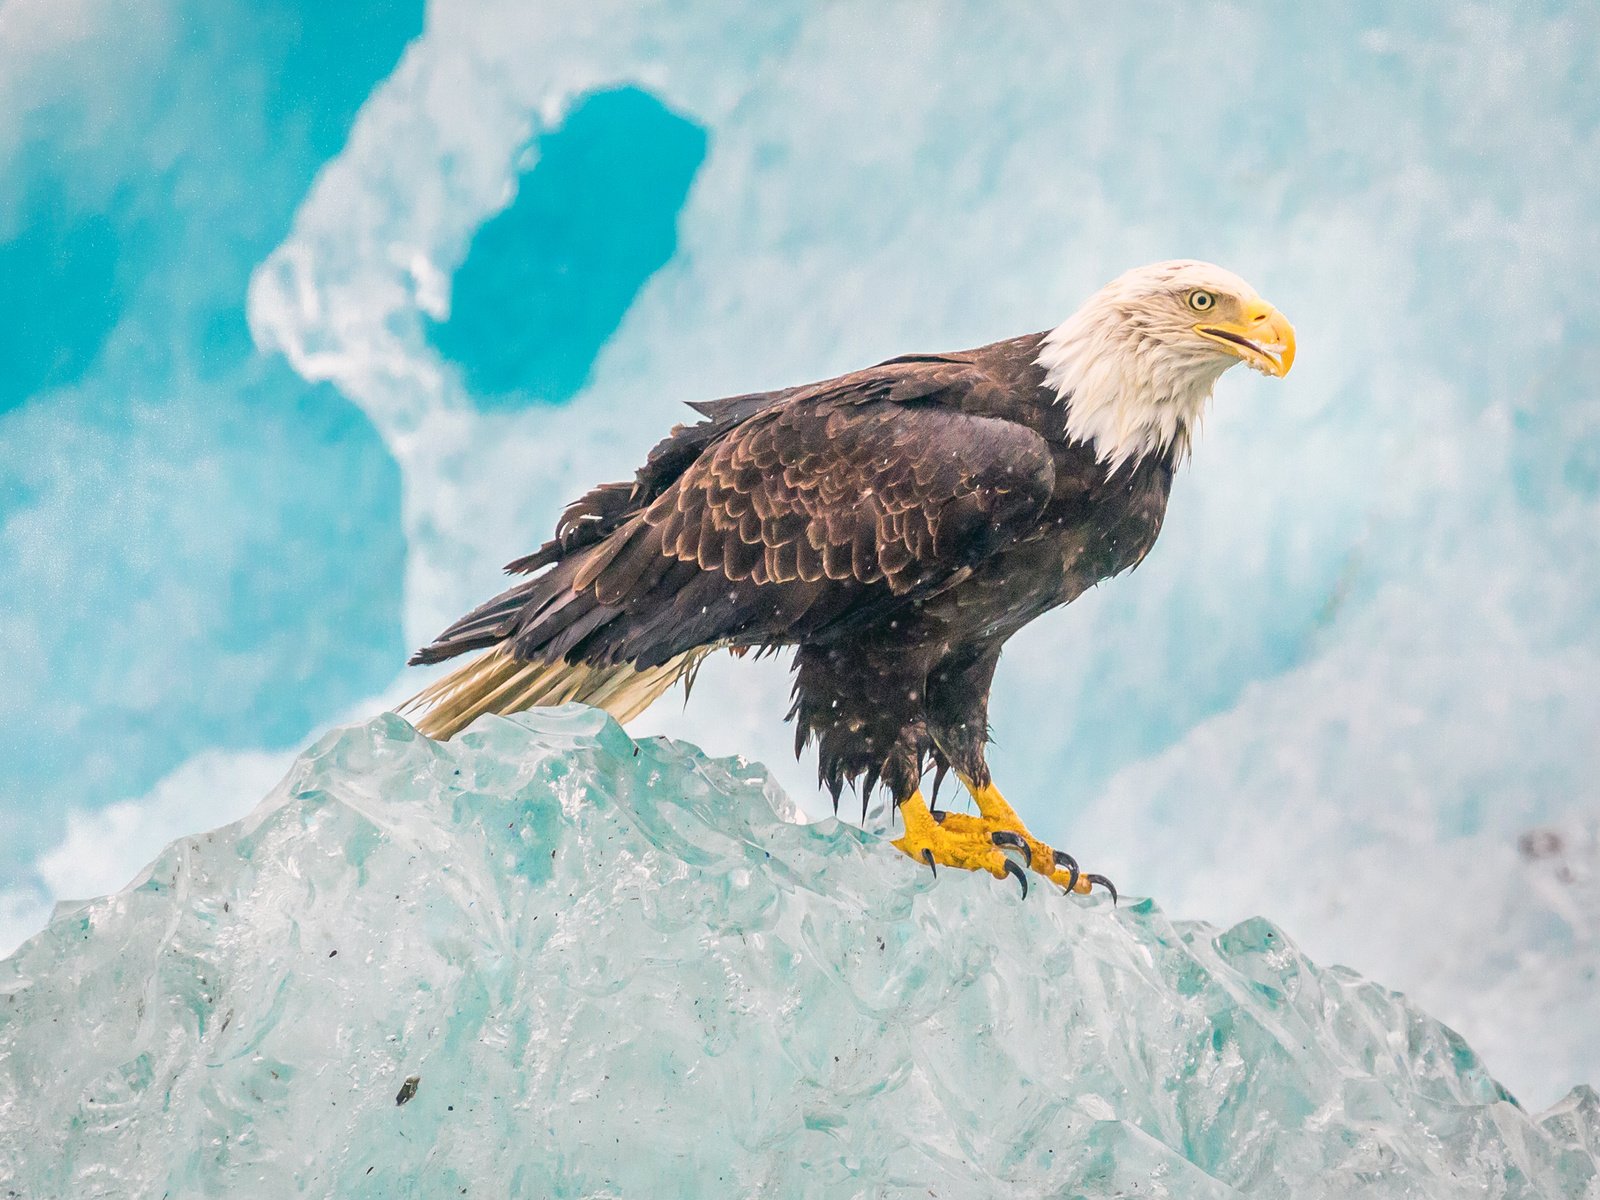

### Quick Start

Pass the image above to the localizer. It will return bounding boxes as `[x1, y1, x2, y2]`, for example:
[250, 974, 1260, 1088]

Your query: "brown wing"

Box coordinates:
[645, 392, 1051, 595]
[414, 362, 1055, 671]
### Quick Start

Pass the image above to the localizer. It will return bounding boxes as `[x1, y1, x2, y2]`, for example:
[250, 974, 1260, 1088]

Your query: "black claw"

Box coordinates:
[1086, 873, 1118, 905]
[1002, 858, 1028, 898]
[932, 809, 947, 824]
[922, 848, 937, 878]
[1052, 849, 1080, 894]
[990, 830, 1029, 853]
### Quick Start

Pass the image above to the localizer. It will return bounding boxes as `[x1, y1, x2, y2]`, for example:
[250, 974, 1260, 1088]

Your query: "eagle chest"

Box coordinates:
[904, 455, 1170, 647]
[1059, 459, 1174, 593]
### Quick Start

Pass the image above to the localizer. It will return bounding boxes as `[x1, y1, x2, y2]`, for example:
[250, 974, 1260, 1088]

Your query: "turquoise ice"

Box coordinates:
[427, 86, 708, 408]
[2, 709, 1596, 1198]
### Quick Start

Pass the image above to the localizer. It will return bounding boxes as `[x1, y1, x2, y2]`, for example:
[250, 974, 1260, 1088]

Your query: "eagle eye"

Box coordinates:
[1187, 290, 1217, 313]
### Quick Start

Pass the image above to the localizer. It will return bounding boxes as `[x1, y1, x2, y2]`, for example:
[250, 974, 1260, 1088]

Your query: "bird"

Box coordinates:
[403, 260, 1295, 898]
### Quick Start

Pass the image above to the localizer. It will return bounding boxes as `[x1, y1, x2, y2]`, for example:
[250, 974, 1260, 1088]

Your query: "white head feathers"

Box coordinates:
[1036, 260, 1293, 473]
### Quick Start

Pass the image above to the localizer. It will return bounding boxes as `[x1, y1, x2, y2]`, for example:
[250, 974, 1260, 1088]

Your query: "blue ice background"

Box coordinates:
[0, 0, 422, 875]
[0, 11, 719, 884]
[0, 3, 719, 882]
[3, 0, 1599, 1103]
[428, 87, 708, 408]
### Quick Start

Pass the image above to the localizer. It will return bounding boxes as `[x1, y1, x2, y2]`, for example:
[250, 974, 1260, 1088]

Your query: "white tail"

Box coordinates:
[401, 646, 706, 740]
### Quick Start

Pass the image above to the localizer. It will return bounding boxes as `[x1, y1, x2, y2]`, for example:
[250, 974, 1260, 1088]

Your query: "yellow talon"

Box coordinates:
[933, 811, 1092, 895]
[890, 778, 1110, 899]
[891, 791, 1017, 882]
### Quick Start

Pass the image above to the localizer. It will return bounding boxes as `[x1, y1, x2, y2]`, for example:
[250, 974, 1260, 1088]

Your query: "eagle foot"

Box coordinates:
[953, 779, 1117, 901]
[892, 790, 1115, 901]
[932, 811, 1114, 901]
[891, 790, 1031, 896]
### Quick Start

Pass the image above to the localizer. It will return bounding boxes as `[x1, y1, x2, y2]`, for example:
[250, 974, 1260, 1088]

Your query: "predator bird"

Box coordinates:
[405, 261, 1295, 898]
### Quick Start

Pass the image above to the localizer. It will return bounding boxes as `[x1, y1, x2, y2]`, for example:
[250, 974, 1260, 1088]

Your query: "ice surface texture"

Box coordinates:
[2, 710, 1595, 1199]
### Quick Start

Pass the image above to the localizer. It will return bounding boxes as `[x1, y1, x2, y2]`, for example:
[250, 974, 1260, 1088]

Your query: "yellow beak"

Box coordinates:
[1195, 302, 1296, 377]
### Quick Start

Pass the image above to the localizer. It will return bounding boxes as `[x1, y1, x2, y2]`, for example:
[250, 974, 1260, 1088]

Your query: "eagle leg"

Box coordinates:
[914, 648, 1110, 897]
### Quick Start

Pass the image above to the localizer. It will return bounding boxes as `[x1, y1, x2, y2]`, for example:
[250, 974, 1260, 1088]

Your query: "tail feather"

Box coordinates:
[401, 645, 706, 740]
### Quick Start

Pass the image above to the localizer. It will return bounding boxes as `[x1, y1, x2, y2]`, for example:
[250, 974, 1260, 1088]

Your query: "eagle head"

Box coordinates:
[1036, 260, 1296, 472]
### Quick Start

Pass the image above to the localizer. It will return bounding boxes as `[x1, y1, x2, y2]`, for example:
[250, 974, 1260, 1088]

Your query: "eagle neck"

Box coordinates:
[1035, 313, 1225, 475]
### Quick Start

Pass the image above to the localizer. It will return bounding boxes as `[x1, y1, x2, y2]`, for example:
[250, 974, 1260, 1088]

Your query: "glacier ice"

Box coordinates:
[5, 0, 1600, 1116]
[427, 85, 708, 408]
[2, 709, 1596, 1198]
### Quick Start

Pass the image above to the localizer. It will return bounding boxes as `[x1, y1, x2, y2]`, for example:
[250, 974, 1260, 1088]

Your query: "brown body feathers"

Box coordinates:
[405, 334, 1173, 808]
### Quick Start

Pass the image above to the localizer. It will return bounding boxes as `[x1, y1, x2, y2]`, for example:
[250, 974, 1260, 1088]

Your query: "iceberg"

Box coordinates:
[1, 709, 1595, 1198]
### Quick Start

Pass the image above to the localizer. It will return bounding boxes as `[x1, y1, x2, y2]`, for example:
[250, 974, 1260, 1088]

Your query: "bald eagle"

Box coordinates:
[405, 261, 1295, 898]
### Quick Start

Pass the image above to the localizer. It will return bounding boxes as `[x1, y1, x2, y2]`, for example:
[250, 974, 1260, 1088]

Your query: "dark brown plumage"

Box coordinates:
[408, 333, 1172, 809]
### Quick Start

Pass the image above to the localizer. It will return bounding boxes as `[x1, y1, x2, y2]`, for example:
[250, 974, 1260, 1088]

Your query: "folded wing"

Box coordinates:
[405, 362, 1055, 735]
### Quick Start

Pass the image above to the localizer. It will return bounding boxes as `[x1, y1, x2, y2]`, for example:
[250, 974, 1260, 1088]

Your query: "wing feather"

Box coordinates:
[596, 379, 1054, 656]
[414, 358, 1056, 679]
